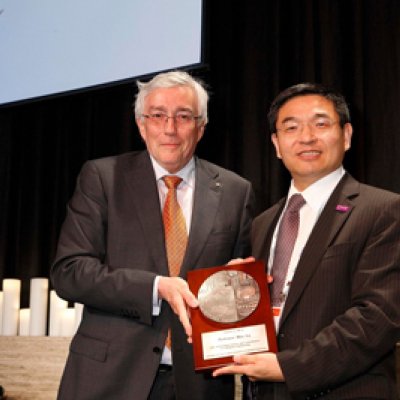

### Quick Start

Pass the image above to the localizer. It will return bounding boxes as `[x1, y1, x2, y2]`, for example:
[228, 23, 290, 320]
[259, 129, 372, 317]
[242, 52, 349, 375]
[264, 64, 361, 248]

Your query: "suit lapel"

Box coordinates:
[252, 199, 285, 268]
[180, 158, 222, 276]
[122, 152, 169, 275]
[120, 154, 224, 278]
[280, 174, 359, 326]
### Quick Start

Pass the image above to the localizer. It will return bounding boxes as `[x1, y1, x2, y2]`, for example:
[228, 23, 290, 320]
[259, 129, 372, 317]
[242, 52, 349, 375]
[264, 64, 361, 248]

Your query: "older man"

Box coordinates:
[51, 71, 254, 400]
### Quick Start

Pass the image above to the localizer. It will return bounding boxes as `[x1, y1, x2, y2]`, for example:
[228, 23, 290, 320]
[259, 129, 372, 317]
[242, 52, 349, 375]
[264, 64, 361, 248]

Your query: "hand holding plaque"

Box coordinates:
[187, 260, 277, 371]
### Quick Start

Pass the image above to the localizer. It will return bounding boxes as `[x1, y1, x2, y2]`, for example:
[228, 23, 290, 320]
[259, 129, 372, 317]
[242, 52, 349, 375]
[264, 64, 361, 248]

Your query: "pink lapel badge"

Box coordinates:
[335, 204, 350, 212]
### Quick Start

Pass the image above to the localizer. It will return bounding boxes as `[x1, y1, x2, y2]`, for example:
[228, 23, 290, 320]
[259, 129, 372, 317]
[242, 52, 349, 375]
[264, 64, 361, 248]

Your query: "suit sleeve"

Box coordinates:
[278, 194, 400, 397]
[50, 160, 155, 326]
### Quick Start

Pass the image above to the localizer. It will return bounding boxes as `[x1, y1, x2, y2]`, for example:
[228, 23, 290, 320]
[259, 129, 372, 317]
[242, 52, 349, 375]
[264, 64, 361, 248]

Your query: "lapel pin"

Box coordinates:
[335, 204, 350, 212]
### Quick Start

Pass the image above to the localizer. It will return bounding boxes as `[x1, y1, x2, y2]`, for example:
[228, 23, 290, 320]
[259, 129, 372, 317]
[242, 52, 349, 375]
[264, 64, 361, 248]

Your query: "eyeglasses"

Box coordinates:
[277, 117, 339, 135]
[141, 111, 201, 127]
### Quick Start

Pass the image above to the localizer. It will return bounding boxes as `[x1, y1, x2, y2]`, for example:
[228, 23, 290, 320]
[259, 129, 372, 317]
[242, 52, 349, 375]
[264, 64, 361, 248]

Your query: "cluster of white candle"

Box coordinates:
[0, 278, 83, 337]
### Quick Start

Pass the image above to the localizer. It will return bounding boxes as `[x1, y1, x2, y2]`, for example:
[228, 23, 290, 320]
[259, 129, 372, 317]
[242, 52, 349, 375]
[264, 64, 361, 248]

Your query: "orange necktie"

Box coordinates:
[162, 176, 188, 277]
[162, 176, 188, 349]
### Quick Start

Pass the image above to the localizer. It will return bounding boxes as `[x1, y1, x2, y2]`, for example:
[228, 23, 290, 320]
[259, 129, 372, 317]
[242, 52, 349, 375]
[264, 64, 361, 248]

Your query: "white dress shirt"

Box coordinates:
[268, 166, 346, 331]
[150, 156, 196, 364]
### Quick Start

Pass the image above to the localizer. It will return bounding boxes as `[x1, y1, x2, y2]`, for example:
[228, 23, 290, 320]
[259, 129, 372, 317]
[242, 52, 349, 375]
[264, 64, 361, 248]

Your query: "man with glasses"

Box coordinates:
[51, 70, 254, 400]
[213, 83, 400, 399]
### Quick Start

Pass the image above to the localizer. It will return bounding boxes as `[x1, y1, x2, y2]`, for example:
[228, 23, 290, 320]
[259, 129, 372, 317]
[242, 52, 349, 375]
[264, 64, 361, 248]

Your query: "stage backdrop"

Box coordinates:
[1, 0, 400, 306]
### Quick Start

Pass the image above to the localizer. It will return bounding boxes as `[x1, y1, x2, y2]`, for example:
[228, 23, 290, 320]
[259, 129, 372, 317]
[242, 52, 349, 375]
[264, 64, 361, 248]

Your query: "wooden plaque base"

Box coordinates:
[187, 260, 277, 371]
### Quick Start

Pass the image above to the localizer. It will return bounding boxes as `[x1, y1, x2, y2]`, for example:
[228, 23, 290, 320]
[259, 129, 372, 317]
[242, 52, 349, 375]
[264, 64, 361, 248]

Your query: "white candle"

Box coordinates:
[61, 308, 76, 337]
[49, 290, 68, 336]
[0, 291, 3, 334]
[29, 278, 49, 336]
[19, 308, 30, 336]
[2, 279, 21, 336]
[74, 302, 84, 332]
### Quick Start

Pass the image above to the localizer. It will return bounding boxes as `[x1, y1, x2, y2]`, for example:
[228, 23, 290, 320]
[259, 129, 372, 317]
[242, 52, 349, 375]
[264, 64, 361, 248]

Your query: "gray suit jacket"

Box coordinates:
[251, 174, 400, 400]
[51, 151, 254, 400]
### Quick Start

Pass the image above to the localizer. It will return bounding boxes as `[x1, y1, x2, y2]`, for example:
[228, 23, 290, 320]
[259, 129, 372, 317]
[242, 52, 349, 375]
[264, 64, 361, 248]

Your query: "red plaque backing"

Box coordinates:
[187, 260, 277, 371]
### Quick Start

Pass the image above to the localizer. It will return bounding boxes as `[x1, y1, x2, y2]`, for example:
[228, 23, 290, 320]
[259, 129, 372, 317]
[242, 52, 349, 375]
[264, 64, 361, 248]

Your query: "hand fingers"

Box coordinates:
[233, 354, 258, 365]
[226, 258, 244, 265]
[158, 277, 198, 308]
[212, 364, 246, 377]
[170, 278, 198, 308]
[174, 295, 192, 337]
[158, 277, 200, 339]
[169, 281, 198, 337]
[242, 256, 256, 263]
[227, 256, 255, 266]
[182, 286, 199, 308]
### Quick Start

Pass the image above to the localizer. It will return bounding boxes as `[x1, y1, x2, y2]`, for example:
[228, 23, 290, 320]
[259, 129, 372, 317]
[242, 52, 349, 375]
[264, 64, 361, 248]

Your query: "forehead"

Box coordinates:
[277, 94, 337, 120]
[144, 86, 197, 110]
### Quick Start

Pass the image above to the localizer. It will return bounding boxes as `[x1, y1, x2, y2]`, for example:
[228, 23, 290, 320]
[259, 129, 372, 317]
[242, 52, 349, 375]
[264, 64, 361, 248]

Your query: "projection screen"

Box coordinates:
[0, 0, 204, 106]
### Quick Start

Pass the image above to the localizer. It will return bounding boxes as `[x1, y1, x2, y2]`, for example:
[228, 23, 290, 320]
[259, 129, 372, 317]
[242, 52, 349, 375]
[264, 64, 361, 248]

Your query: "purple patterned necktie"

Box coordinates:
[270, 193, 306, 307]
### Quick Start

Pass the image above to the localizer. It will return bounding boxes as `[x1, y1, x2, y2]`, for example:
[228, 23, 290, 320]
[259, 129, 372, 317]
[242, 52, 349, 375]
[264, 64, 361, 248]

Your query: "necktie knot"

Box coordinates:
[163, 175, 182, 190]
[286, 193, 306, 213]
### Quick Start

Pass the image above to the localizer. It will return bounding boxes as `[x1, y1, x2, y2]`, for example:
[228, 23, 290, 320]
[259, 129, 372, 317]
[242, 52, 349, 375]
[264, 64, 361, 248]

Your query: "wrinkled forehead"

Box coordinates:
[144, 86, 198, 110]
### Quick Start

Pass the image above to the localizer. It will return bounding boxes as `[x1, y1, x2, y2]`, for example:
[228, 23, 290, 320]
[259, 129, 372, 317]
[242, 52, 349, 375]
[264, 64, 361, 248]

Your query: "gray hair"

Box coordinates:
[134, 70, 209, 125]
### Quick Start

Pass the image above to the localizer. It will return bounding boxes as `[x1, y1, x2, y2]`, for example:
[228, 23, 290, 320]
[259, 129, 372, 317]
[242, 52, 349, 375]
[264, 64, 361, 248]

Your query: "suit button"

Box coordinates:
[153, 346, 162, 354]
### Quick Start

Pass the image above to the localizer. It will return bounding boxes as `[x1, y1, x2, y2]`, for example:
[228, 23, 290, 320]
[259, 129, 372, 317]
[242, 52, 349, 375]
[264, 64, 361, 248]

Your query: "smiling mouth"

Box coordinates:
[298, 150, 321, 156]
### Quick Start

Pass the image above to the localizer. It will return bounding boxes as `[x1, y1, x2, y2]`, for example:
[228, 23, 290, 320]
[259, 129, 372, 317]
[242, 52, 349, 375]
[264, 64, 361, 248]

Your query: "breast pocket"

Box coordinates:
[317, 242, 356, 286]
[205, 230, 236, 247]
[323, 242, 355, 260]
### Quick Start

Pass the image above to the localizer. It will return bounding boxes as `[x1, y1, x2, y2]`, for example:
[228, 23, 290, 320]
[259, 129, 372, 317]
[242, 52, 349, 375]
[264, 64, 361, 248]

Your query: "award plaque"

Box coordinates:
[187, 260, 277, 371]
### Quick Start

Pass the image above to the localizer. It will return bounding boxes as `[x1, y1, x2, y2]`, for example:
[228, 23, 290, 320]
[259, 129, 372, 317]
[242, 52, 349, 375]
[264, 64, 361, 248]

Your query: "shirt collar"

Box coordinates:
[288, 166, 345, 212]
[150, 156, 195, 185]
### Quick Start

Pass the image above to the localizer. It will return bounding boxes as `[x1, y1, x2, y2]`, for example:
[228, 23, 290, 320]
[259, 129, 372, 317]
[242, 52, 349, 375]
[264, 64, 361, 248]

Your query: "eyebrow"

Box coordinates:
[281, 116, 298, 124]
[148, 106, 194, 113]
[281, 112, 331, 124]
[312, 112, 331, 119]
[148, 106, 167, 112]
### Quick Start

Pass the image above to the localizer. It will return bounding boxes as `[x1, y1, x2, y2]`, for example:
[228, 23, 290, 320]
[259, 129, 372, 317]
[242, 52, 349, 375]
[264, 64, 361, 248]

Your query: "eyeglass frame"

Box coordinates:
[141, 111, 202, 126]
[276, 116, 340, 135]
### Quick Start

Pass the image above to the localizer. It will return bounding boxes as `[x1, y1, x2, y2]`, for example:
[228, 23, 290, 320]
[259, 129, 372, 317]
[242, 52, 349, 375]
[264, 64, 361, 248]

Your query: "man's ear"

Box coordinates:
[136, 118, 147, 141]
[271, 133, 282, 159]
[343, 123, 353, 151]
[196, 123, 205, 143]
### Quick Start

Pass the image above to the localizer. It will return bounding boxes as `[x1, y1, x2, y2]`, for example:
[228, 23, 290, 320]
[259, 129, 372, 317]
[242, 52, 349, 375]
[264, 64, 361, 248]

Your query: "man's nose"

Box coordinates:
[299, 123, 316, 142]
[164, 116, 177, 133]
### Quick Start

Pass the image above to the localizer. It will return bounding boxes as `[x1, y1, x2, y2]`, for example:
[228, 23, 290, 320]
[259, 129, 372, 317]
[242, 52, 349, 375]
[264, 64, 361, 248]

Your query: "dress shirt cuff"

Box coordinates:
[153, 275, 162, 316]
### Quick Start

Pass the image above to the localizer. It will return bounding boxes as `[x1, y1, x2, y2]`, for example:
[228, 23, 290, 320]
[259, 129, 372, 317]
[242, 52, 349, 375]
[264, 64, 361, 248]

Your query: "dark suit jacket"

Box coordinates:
[51, 151, 254, 400]
[251, 174, 400, 400]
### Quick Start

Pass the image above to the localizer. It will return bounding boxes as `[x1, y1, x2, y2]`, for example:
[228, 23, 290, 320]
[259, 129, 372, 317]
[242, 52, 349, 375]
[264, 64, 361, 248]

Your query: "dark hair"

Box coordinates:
[267, 83, 351, 133]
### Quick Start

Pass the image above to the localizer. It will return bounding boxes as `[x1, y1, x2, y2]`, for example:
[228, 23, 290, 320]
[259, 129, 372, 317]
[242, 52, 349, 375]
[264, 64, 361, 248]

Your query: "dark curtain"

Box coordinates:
[1, 0, 400, 305]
